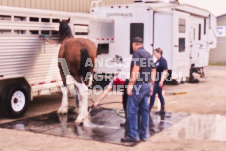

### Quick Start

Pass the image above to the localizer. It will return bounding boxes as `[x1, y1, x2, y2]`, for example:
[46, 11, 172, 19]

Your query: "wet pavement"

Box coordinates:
[0, 107, 189, 146]
[159, 114, 226, 142]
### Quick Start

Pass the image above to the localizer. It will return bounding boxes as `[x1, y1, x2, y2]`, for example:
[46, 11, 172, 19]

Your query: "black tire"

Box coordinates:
[2, 84, 29, 118]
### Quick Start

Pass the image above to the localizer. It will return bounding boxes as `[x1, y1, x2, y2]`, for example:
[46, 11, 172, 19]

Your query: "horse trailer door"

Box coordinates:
[172, 11, 191, 80]
[153, 13, 173, 70]
[190, 16, 209, 67]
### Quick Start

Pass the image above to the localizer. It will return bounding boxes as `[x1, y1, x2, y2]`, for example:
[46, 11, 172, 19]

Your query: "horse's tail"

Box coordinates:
[79, 48, 91, 83]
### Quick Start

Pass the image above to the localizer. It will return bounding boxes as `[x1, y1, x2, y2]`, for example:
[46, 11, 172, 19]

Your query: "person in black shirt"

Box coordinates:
[149, 48, 168, 114]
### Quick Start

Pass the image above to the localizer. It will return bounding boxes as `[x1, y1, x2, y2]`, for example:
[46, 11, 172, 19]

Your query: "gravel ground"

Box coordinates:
[0, 65, 226, 151]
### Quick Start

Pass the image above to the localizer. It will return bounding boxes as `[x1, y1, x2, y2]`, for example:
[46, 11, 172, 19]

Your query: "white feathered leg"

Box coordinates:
[72, 78, 89, 124]
[88, 73, 93, 87]
[57, 86, 69, 114]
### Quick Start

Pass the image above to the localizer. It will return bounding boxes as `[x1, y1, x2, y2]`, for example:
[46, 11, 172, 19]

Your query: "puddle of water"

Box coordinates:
[0, 107, 188, 146]
[159, 114, 226, 142]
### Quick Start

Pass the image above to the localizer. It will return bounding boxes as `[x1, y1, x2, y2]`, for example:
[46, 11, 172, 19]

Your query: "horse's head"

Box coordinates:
[59, 18, 73, 42]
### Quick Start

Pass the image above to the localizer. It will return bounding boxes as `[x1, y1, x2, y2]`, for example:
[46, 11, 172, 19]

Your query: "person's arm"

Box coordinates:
[39, 34, 59, 44]
[45, 38, 58, 44]
[127, 66, 140, 96]
[93, 85, 112, 107]
[159, 59, 168, 87]
[159, 70, 168, 87]
[151, 68, 156, 95]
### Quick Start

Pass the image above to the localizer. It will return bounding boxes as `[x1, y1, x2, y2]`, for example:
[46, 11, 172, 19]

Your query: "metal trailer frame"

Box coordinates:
[0, 5, 114, 117]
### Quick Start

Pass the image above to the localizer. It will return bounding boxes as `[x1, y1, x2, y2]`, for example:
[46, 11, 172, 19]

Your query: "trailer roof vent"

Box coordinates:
[144, 0, 162, 3]
[134, 0, 143, 2]
[169, 0, 179, 4]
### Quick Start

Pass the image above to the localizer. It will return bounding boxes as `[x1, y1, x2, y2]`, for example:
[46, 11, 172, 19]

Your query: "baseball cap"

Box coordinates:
[132, 37, 143, 43]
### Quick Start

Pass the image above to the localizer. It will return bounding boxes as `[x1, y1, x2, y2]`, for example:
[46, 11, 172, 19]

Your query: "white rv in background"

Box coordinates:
[0, 6, 114, 118]
[90, 0, 217, 82]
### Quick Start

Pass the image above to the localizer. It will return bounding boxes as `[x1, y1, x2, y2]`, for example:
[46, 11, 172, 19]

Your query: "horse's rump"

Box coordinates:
[61, 38, 96, 85]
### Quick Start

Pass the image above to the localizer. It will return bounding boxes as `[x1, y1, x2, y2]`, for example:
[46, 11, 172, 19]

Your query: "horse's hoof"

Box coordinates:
[57, 106, 68, 114]
[74, 119, 83, 125]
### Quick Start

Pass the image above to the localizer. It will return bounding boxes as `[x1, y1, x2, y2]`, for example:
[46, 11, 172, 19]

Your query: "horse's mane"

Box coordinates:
[59, 19, 73, 43]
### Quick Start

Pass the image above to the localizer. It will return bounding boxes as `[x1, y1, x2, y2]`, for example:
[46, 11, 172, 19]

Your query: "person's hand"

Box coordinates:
[159, 81, 164, 87]
[39, 34, 47, 40]
[127, 85, 133, 96]
[150, 88, 153, 96]
[93, 101, 99, 107]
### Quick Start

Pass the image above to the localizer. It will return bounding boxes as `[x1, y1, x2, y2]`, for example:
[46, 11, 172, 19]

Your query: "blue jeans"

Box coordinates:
[150, 82, 165, 108]
[126, 83, 151, 140]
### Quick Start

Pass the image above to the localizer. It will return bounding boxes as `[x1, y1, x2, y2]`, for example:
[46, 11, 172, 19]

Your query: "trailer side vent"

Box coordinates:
[14, 16, 26, 21]
[29, 30, 39, 35]
[179, 38, 185, 52]
[0, 29, 11, 35]
[14, 30, 26, 35]
[41, 18, 50, 23]
[97, 44, 109, 55]
[0, 15, 11, 21]
[179, 18, 186, 33]
[30, 17, 39, 22]
[75, 32, 88, 35]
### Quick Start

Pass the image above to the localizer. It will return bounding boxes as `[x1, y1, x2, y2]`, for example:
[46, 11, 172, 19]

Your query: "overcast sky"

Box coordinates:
[178, 0, 226, 16]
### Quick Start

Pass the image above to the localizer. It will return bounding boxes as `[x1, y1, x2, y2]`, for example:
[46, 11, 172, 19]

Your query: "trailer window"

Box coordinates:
[52, 18, 60, 23]
[41, 30, 50, 35]
[198, 24, 201, 40]
[204, 19, 206, 35]
[14, 30, 26, 35]
[14, 16, 26, 21]
[30, 17, 39, 22]
[193, 28, 196, 40]
[97, 44, 109, 55]
[179, 38, 185, 52]
[179, 18, 186, 33]
[0, 15, 11, 21]
[52, 30, 59, 36]
[29, 30, 39, 35]
[41, 18, 50, 23]
[130, 23, 144, 54]
[0, 30, 11, 35]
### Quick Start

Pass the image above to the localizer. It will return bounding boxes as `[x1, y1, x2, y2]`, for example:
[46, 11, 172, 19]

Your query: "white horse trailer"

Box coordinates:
[0, 6, 114, 118]
[90, 0, 217, 83]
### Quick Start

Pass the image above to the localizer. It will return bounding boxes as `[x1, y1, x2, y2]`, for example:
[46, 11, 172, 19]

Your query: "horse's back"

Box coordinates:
[62, 38, 96, 83]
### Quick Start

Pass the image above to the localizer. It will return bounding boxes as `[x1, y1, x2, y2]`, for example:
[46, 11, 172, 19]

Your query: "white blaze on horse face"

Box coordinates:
[57, 86, 68, 114]
[72, 78, 89, 124]
[88, 74, 93, 87]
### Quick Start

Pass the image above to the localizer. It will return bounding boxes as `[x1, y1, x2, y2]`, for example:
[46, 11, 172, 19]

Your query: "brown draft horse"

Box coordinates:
[57, 18, 96, 124]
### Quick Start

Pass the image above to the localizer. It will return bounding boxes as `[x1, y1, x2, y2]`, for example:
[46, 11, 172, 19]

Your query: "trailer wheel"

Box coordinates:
[2, 84, 29, 118]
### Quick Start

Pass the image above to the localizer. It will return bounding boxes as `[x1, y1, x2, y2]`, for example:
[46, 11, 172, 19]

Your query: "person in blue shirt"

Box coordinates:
[121, 37, 156, 142]
[149, 48, 168, 114]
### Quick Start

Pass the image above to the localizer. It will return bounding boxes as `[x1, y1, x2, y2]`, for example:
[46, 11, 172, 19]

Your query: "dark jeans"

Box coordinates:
[126, 83, 151, 140]
[122, 79, 129, 112]
[150, 82, 165, 108]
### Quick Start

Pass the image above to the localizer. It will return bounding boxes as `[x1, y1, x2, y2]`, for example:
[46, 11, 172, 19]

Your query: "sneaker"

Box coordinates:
[155, 106, 165, 115]
[140, 139, 146, 142]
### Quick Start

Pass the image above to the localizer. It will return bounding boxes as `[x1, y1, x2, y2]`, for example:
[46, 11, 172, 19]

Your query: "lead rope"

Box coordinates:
[40, 34, 47, 53]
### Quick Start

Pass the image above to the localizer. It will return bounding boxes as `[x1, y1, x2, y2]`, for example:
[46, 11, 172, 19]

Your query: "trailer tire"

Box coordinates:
[2, 84, 29, 118]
